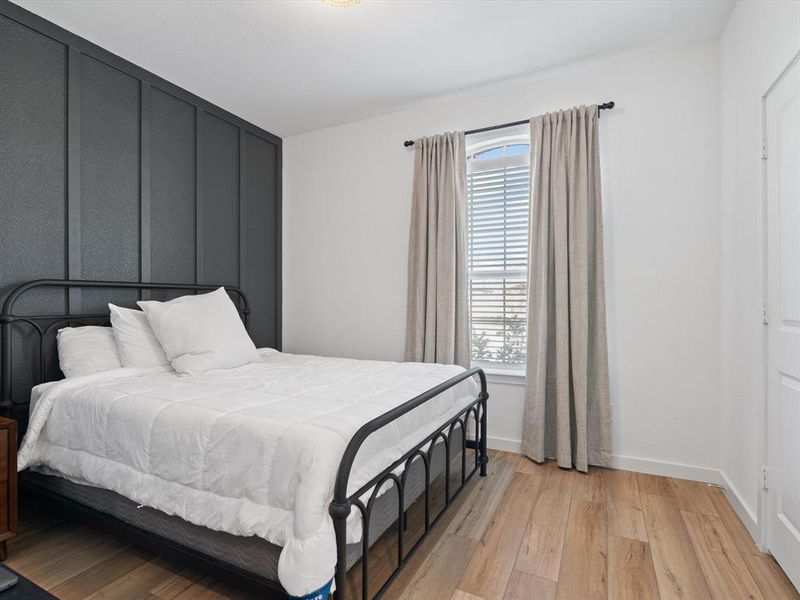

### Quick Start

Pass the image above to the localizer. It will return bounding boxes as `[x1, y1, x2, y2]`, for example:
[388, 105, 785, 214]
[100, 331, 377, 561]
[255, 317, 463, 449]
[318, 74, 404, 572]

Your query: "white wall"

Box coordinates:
[283, 42, 722, 479]
[719, 0, 800, 535]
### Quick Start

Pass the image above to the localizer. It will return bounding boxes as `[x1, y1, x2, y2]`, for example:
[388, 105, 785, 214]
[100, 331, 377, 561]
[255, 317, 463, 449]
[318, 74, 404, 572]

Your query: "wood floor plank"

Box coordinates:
[169, 576, 261, 600]
[742, 553, 800, 600]
[447, 450, 520, 540]
[640, 492, 713, 600]
[451, 591, 486, 600]
[554, 500, 607, 600]
[48, 547, 154, 600]
[83, 557, 176, 600]
[671, 479, 718, 516]
[516, 456, 546, 476]
[401, 534, 478, 600]
[572, 467, 605, 504]
[607, 535, 659, 600]
[6, 523, 83, 562]
[148, 566, 204, 599]
[6, 525, 107, 574]
[514, 466, 575, 581]
[26, 536, 128, 590]
[637, 472, 675, 497]
[681, 510, 764, 600]
[503, 570, 556, 600]
[605, 469, 648, 542]
[459, 472, 541, 600]
[706, 486, 762, 556]
[162, 577, 226, 600]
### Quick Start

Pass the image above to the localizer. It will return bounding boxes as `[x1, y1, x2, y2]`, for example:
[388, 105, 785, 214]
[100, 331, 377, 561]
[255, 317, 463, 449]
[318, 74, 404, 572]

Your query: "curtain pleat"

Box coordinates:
[521, 106, 611, 472]
[404, 131, 469, 368]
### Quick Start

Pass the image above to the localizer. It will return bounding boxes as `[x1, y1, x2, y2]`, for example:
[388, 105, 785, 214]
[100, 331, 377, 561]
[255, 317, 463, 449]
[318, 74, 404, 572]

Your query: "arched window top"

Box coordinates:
[469, 142, 530, 162]
[466, 130, 530, 171]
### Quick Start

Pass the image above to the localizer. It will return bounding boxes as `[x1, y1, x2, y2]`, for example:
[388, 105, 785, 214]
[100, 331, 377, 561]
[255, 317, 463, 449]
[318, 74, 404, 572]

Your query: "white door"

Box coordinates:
[766, 55, 800, 591]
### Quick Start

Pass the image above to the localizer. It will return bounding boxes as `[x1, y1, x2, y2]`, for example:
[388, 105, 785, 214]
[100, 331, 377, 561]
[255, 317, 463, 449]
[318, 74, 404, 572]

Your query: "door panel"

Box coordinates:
[766, 55, 800, 591]
[780, 379, 800, 527]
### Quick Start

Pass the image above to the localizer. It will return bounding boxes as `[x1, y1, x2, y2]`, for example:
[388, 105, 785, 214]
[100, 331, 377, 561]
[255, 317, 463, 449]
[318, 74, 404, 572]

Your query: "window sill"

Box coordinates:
[475, 366, 526, 387]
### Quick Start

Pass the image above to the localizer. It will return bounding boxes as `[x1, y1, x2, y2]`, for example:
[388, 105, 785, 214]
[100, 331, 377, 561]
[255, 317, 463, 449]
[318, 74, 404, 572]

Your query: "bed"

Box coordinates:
[0, 279, 488, 600]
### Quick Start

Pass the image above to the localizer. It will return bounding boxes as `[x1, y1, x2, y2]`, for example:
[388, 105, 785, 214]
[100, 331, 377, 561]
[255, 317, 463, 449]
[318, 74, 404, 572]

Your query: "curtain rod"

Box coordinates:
[402, 101, 615, 148]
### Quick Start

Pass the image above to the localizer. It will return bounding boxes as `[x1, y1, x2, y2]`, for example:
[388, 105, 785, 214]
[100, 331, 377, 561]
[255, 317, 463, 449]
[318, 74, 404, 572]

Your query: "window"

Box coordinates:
[467, 134, 530, 370]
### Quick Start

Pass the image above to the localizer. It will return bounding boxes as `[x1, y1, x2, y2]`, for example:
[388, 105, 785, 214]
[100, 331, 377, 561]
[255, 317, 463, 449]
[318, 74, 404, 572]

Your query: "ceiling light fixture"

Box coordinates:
[322, 0, 362, 7]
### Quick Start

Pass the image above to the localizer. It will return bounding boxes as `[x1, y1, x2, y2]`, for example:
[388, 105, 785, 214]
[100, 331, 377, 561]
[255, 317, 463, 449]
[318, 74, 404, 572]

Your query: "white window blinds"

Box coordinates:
[467, 140, 530, 367]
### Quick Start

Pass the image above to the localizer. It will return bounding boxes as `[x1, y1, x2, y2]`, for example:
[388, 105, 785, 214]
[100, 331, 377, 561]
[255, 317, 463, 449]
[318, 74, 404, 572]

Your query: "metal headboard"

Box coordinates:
[0, 279, 250, 419]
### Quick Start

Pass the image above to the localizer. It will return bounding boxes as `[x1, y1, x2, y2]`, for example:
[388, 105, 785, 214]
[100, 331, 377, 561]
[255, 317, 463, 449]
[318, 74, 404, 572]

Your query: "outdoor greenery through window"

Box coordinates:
[467, 136, 530, 369]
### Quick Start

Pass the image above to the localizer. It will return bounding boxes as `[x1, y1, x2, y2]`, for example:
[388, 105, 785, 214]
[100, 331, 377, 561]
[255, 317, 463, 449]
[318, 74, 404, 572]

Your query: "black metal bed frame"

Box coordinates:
[0, 279, 250, 417]
[0, 279, 488, 600]
[331, 368, 488, 600]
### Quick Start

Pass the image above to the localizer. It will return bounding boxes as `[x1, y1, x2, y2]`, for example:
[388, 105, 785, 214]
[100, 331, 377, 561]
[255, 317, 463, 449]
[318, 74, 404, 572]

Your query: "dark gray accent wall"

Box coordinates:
[245, 133, 281, 346]
[0, 13, 67, 311]
[0, 3, 282, 363]
[80, 56, 142, 311]
[0, 14, 68, 401]
[202, 113, 241, 288]
[151, 89, 196, 292]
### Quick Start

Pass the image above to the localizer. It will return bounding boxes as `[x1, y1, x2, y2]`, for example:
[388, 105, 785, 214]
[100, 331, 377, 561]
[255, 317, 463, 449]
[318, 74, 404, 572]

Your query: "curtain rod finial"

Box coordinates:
[404, 140, 415, 148]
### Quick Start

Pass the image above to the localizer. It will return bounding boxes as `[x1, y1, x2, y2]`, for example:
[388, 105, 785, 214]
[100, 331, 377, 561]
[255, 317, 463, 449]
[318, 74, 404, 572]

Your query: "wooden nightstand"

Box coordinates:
[0, 418, 17, 561]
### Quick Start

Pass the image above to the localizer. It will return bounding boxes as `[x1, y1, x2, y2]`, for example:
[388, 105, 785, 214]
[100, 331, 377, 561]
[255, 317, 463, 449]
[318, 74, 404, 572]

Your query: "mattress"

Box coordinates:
[18, 349, 479, 595]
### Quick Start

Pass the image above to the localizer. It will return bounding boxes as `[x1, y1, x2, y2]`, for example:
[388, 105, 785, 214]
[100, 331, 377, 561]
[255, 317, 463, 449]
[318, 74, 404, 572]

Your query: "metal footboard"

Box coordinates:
[329, 367, 488, 600]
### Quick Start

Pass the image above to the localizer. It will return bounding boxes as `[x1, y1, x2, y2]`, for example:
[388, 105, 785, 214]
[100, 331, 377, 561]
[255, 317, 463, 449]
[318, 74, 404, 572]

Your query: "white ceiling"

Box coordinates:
[15, 0, 734, 137]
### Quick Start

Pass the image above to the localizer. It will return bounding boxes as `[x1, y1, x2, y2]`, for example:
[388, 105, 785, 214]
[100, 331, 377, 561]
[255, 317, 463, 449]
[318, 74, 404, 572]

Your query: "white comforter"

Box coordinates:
[17, 349, 478, 596]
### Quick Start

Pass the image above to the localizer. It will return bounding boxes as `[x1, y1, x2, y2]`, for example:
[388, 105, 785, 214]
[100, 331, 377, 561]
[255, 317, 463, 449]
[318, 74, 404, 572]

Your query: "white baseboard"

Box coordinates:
[719, 470, 761, 544]
[487, 440, 724, 485]
[609, 454, 723, 485]
[487, 436, 522, 453]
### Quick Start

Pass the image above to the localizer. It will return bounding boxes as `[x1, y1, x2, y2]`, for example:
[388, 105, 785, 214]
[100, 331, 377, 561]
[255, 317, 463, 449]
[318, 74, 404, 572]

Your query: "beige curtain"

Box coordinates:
[521, 105, 611, 472]
[404, 132, 470, 368]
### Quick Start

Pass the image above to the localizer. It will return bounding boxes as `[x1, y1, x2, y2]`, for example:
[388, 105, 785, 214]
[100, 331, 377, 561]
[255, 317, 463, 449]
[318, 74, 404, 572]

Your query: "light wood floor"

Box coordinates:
[7, 450, 799, 600]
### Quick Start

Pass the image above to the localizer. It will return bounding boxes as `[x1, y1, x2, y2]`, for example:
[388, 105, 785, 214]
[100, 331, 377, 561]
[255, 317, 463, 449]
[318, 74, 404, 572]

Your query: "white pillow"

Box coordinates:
[108, 304, 169, 368]
[57, 326, 122, 378]
[137, 287, 260, 375]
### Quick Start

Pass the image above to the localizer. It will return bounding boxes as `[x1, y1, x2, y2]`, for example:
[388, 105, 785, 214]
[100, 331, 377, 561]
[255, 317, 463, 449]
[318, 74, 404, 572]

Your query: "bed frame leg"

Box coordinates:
[479, 394, 489, 477]
[330, 500, 351, 600]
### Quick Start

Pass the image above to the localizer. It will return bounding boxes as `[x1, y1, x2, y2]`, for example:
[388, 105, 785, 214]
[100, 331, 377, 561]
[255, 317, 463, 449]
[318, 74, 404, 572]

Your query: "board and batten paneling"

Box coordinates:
[202, 113, 241, 288]
[0, 13, 68, 410]
[80, 55, 141, 311]
[150, 88, 197, 294]
[245, 132, 281, 346]
[0, 3, 282, 412]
